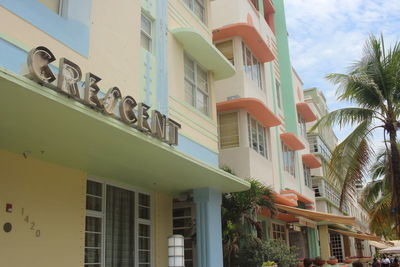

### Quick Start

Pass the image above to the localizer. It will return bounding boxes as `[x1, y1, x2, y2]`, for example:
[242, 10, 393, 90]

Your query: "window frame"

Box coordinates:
[38, 0, 64, 15]
[303, 164, 312, 189]
[183, 0, 207, 23]
[242, 41, 263, 90]
[282, 142, 296, 177]
[298, 114, 307, 139]
[85, 178, 153, 267]
[184, 53, 210, 116]
[247, 113, 268, 158]
[271, 223, 286, 241]
[141, 12, 153, 53]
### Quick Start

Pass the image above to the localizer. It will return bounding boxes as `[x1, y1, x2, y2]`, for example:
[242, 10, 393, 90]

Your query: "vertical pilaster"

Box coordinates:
[318, 225, 331, 260]
[193, 187, 223, 267]
[273, 0, 298, 135]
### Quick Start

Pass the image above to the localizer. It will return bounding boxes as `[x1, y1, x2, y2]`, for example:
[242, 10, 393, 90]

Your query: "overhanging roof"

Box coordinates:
[171, 28, 235, 80]
[0, 68, 250, 194]
[296, 102, 317, 122]
[330, 229, 382, 242]
[213, 23, 274, 63]
[369, 241, 392, 249]
[302, 153, 322, 168]
[274, 192, 298, 207]
[280, 132, 305, 150]
[276, 204, 356, 226]
[217, 98, 281, 127]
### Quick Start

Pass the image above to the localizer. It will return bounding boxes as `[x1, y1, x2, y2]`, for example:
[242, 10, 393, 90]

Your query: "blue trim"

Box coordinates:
[155, 0, 169, 114]
[176, 135, 219, 167]
[0, 0, 91, 56]
[0, 38, 27, 73]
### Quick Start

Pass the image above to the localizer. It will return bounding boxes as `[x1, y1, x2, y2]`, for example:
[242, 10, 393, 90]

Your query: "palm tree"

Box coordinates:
[220, 170, 276, 267]
[362, 148, 396, 239]
[313, 34, 400, 237]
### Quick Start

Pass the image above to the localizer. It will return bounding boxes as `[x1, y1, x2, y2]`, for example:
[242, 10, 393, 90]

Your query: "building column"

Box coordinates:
[193, 187, 223, 267]
[319, 225, 331, 260]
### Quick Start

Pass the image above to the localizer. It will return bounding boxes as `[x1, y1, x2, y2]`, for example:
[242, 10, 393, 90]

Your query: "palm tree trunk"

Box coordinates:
[388, 127, 400, 238]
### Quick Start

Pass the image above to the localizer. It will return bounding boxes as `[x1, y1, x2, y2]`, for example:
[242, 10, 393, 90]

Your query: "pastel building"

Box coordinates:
[305, 88, 378, 261]
[210, 0, 334, 260]
[0, 1, 250, 267]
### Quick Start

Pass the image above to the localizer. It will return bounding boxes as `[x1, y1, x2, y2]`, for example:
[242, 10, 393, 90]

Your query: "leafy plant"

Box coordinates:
[263, 239, 300, 267]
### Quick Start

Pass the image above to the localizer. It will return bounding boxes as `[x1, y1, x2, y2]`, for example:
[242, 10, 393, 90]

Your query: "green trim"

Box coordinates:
[308, 228, 321, 258]
[170, 95, 217, 126]
[171, 27, 236, 80]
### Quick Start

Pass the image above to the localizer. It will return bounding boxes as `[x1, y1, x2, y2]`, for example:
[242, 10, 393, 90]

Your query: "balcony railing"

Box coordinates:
[312, 178, 349, 214]
[307, 135, 331, 160]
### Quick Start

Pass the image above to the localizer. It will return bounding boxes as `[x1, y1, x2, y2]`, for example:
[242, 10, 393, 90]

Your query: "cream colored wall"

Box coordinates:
[167, 0, 219, 153]
[0, 149, 86, 267]
[154, 192, 173, 267]
[0, 1, 141, 98]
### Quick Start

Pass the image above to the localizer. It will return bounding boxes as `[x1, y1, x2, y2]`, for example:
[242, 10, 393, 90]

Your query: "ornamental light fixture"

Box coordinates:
[168, 235, 185, 267]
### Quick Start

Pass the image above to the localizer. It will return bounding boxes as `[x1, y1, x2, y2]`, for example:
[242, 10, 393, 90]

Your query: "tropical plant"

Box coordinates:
[263, 239, 300, 267]
[361, 148, 396, 239]
[220, 168, 277, 267]
[312, 34, 400, 237]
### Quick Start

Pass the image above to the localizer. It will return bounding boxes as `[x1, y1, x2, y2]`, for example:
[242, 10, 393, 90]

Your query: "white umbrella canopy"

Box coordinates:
[380, 246, 400, 254]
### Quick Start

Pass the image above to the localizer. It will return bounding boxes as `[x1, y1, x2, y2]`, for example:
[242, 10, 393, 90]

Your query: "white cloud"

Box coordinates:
[285, 0, 400, 141]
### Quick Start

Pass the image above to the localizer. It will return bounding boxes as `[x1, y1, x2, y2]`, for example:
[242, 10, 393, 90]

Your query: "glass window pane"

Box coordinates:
[86, 216, 102, 233]
[245, 47, 252, 74]
[85, 233, 102, 248]
[139, 237, 151, 250]
[86, 196, 102, 211]
[184, 55, 195, 82]
[257, 124, 265, 157]
[87, 180, 102, 196]
[141, 14, 152, 35]
[141, 33, 151, 52]
[184, 80, 195, 105]
[139, 224, 151, 237]
[195, 89, 207, 114]
[193, 1, 205, 22]
[196, 67, 208, 93]
[139, 206, 150, 220]
[251, 55, 258, 81]
[219, 112, 239, 149]
[85, 248, 101, 264]
[251, 118, 258, 151]
[139, 251, 150, 263]
[139, 193, 151, 207]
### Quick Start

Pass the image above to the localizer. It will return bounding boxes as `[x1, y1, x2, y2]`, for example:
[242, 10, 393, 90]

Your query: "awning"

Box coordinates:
[296, 102, 317, 122]
[330, 229, 382, 242]
[276, 204, 356, 226]
[213, 23, 274, 63]
[280, 190, 314, 205]
[172, 28, 235, 80]
[0, 68, 250, 194]
[217, 98, 281, 127]
[380, 246, 400, 254]
[280, 132, 305, 150]
[369, 241, 392, 249]
[302, 153, 322, 168]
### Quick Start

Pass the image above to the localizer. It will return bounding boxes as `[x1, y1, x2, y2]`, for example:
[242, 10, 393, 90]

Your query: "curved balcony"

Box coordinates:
[212, 23, 274, 63]
[297, 102, 317, 122]
[302, 153, 322, 168]
[280, 132, 305, 150]
[172, 28, 235, 80]
[217, 98, 281, 127]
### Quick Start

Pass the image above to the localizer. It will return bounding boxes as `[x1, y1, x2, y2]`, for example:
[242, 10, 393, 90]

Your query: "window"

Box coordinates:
[272, 223, 286, 241]
[242, 42, 263, 89]
[249, 0, 259, 10]
[247, 114, 268, 157]
[183, 0, 206, 23]
[219, 112, 239, 149]
[298, 114, 307, 139]
[303, 164, 312, 188]
[38, 0, 62, 14]
[85, 180, 152, 267]
[276, 79, 282, 109]
[184, 54, 209, 115]
[141, 13, 152, 52]
[216, 40, 234, 65]
[173, 203, 196, 267]
[282, 142, 296, 176]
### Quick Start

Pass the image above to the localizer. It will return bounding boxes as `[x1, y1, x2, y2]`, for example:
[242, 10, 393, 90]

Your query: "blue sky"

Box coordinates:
[285, 0, 400, 144]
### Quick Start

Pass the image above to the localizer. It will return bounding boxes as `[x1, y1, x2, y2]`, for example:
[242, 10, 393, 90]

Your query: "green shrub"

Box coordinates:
[263, 239, 299, 267]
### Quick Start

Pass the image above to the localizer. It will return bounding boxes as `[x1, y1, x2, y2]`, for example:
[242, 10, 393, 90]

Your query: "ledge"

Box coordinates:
[171, 27, 236, 80]
[302, 153, 322, 168]
[280, 132, 305, 150]
[296, 102, 317, 122]
[213, 23, 274, 63]
[217, 98, 281, 127]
